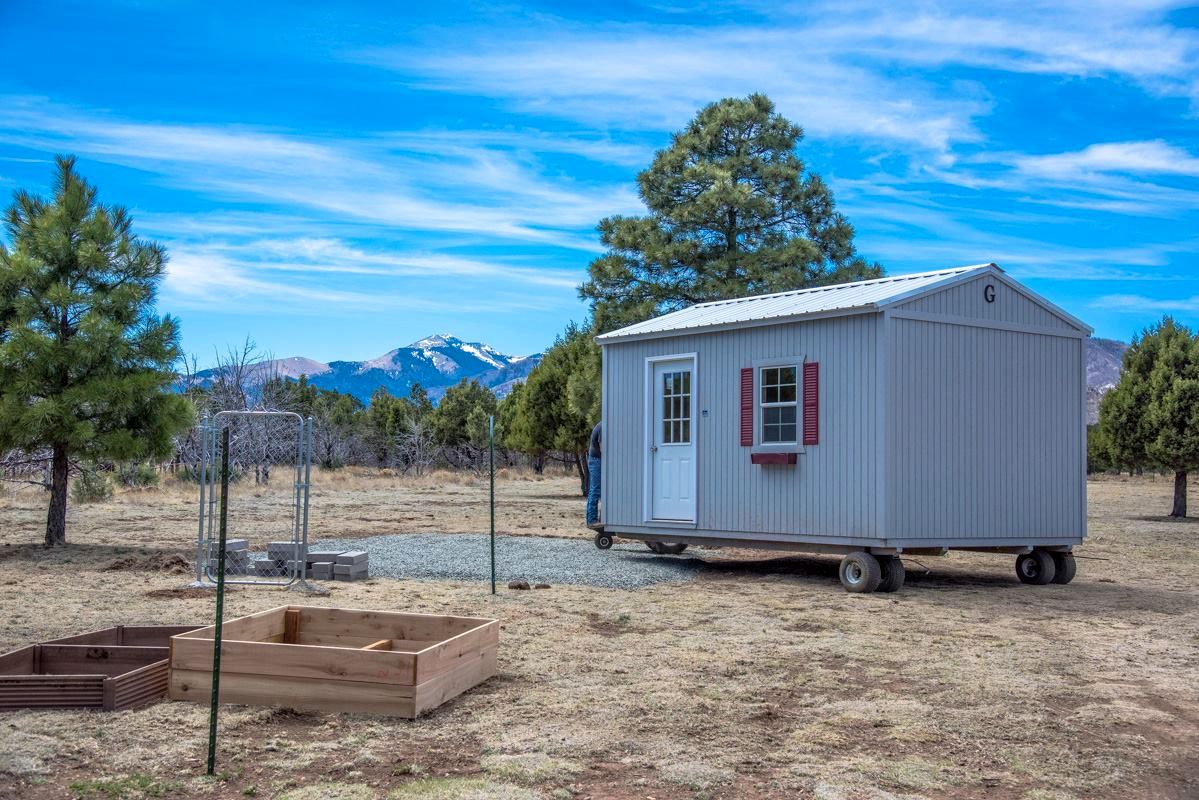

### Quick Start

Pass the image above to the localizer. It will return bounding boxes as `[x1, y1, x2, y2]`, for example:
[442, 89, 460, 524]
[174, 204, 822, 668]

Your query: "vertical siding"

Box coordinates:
[602, 314, 880, 539]
[896, 274, 1077, 331]
[887, 319, 1085, 541]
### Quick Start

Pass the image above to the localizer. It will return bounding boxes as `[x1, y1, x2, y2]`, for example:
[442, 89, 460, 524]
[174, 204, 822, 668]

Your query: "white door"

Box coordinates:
[651, 359, 696, 521]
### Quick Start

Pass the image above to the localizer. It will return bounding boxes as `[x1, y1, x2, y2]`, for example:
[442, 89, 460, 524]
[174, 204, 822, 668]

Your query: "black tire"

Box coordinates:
[594, 531, 613, 550]
[1015, 550, 1056, 585]
[1051, 552, 1077, 585]
[877, 556, 906, 593]
[646, 541, 688, 555]
[839, 551, 882, 593]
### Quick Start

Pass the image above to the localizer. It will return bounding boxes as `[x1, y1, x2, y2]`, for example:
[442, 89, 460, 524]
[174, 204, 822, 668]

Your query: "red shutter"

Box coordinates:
[739, 368, 754, 446]
[802, 362, 819, 446]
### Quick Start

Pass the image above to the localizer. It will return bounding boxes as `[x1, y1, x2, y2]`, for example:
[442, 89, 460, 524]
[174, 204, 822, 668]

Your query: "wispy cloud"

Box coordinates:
[1014, 140, 1199, 179]
[357, 24, 985, 152]
[1091, 294, 1199, 314]
[0, 97, 638, 250]
[355, 2, 1198, 154]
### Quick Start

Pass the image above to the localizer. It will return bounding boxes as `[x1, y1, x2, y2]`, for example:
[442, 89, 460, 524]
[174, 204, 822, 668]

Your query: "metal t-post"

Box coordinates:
[206, 426, 230, 775]
[489, 415, 496, 595]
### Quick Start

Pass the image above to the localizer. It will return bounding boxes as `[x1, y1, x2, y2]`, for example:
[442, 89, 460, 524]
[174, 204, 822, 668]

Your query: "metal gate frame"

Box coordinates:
[194, 411, 313, 587]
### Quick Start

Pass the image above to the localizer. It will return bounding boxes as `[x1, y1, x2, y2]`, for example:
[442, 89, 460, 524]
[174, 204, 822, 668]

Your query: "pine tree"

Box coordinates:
[0, 156, 193, 545]
[1099, 317, 1199, 516]
[580, 94, 881, 331]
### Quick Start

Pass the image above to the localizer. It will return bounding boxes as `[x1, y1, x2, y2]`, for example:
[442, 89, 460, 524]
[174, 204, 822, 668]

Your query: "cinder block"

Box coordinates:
[305, 549, 344, 564]
[310, 561, 334, 580]
[333, 563, 368, 580]
[335, 550, 368, 567]
[284, 560, 312, 577]
[252, 558, 281, 576]
[267, 541, 298, 560]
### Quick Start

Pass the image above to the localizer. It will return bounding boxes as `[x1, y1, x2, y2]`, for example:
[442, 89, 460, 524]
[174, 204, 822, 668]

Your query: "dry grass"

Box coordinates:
[0, 473, 1196, 799]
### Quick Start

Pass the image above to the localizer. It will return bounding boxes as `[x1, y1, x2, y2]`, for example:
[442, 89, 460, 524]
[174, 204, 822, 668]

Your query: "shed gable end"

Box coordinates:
[891, 273, 1080, 333]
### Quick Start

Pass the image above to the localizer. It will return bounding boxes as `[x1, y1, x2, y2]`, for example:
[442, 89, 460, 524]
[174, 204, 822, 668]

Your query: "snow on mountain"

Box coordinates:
[192, 334, 541, 403]
[1086, 337, 1127, 424]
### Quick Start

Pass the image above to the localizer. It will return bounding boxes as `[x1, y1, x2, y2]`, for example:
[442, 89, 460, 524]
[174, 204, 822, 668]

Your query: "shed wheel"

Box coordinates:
[877, 556, 906, 593]
[646, 541, 688, 555]
[594, 531, 613, 550]
[839, 552, 882, 593]
[1050, 552, 1077, 585]
[1015, 551, 1056, 585]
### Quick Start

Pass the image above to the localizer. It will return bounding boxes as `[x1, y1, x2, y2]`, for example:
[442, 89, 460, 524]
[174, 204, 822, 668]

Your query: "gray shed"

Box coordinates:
[592, 263, 1091, 592]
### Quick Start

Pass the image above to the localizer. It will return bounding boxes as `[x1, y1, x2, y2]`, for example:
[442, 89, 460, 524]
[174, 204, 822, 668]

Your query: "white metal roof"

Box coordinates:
[596, 263, 1089, 342]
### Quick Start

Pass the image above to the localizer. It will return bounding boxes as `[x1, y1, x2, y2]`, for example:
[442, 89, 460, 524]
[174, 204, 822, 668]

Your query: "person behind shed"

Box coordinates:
[586, 421, 602, 527]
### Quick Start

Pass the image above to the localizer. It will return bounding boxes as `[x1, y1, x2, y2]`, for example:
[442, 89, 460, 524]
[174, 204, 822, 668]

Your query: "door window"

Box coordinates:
[661, 370, 691, 444]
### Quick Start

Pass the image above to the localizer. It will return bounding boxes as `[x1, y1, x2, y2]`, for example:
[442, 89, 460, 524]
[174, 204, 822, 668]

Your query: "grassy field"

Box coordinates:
[0, 470, 1196, 799]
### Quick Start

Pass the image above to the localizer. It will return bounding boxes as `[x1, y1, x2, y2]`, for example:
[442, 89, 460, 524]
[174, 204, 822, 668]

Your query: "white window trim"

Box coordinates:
[752, 356, 805, 452]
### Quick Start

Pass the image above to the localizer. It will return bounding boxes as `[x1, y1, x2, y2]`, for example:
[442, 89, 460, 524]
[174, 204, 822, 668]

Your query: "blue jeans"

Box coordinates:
[586, 455, 602, 525]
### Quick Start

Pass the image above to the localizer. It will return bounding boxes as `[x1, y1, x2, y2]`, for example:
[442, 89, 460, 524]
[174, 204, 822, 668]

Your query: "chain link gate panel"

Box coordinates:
[194, 411, 313, 587]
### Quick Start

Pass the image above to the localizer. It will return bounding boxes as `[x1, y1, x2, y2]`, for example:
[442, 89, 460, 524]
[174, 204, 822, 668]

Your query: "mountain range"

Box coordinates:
[1086, 337, 1127, 425]
[194, 334, 542, 403]
[194, 333, 1127, 419]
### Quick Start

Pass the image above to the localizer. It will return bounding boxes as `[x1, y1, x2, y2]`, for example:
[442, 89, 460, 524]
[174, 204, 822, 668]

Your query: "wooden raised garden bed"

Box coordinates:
[168, 605, 499, 718]
[0, 625, 201, 711]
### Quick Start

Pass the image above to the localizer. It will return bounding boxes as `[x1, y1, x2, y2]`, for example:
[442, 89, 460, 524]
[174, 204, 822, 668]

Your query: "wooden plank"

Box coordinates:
[39, 627, 118, 646]
[414, 644, 497, 716]
[110, 625, 201, 647]
[386, 640, 439, 654]
[297, 607, 492, 643]
[284, 610, 300, 645]
[171, 636, 417, 686]
[37, 646, 168, 677]
[362, 639, 391, 651]
[296, 632, 388, 648]
[0, 645, 37, 676]
[414, 620, 499, 683]
[175, 606, 287, 642]
[169, 669, 417, 717]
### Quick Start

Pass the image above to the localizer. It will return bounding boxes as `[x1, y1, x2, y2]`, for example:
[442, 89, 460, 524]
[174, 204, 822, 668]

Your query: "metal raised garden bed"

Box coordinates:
[0, 625, 201, 711]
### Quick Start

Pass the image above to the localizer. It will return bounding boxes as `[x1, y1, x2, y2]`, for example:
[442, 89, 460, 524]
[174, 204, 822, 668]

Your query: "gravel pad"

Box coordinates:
[309, 533, 701, 589]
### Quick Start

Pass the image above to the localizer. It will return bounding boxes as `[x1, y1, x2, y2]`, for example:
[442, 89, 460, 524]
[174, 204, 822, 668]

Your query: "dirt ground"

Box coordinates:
[0, 470, 1196, 800]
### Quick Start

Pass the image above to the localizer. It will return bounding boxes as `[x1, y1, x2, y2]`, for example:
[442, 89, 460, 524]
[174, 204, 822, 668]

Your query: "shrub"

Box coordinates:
[71, 470, 112, 503]
[118, 462, 159, 488]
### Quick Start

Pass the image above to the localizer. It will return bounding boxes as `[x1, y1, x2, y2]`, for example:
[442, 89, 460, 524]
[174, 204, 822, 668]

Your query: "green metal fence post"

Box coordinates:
[489, 415, 496, 595]
[206, 426, 230, 775]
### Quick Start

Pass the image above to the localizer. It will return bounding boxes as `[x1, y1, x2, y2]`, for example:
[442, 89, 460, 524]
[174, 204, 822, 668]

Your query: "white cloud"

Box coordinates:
[357, 24, 984, 152]
[354, 2, 1199, 153]
[1014, 141, 1199, 179]
[1091, 294, 1199, 313]
[0, 97, 637, 252]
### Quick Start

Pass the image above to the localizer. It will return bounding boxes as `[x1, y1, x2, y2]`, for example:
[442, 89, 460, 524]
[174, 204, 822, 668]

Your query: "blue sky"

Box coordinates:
[0, 1, 1196, 364]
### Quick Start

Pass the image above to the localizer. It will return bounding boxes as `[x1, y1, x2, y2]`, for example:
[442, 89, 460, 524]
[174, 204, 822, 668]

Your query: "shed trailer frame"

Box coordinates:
[594, 264, 1090, 592]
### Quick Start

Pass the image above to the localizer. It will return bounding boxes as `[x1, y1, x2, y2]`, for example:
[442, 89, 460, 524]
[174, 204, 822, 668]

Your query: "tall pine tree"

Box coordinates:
[580, 94, 881, 331]
[0, 157, 192, 545]
[1099, 317, 1199, 517]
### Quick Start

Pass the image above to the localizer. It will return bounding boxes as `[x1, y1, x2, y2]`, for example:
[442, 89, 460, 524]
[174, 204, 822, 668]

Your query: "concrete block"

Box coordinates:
[310, 561, 334, 580]
[252, 558, 282, 576]
[267, 541, 298, 560]
[305, 549, 345, 564]
[333, 563, 368, 580]
[335, 550, 368, 567]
